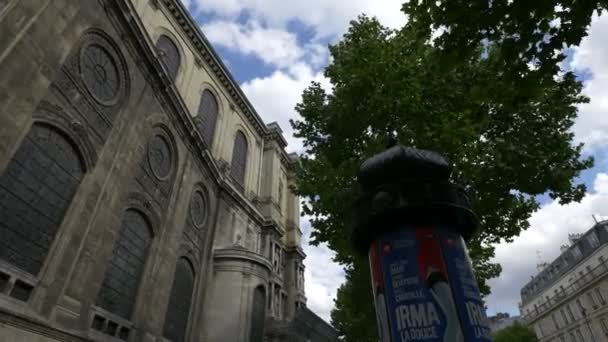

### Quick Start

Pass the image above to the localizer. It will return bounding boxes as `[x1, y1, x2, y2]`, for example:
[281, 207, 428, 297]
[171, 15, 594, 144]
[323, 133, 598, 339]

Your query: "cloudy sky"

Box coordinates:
[180, 0, 608, 322]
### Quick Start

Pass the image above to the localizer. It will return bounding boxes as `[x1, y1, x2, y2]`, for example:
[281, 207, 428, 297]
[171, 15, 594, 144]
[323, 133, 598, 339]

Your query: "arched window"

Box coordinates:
[230, 131, 248, 191]
[0, 124, 85, 275]
[249, 286, 266, 342]
[156, 35, 180, 81]
[196, 90, 219, 147]
[96, 209, 153, 319]
[163, 257, 196, 342]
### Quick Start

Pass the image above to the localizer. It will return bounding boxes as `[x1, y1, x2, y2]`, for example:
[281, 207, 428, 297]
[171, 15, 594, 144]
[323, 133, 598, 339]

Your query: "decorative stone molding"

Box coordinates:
[213, 248, 272, 273]
[31, 104, 98, 170]
[156, 0, 269, 137]
[0, 307, 89, 342]
[125, 192, 162, 234]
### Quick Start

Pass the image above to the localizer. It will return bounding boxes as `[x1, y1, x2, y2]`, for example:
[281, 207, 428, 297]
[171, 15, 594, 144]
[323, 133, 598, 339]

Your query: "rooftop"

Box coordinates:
[519, 220, 608, 304]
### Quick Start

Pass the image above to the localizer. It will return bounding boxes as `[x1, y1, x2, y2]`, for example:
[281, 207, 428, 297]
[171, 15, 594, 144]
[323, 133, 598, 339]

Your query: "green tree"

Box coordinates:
[330, 259, 377, 342]
[291, 7, 594, 342]
[404, 1, 607, 77]
[494, 322, 538, 342]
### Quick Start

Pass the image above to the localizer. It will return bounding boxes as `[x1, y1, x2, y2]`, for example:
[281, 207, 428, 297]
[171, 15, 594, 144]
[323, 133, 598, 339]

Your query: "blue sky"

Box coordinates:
[182, 0, 608, 322]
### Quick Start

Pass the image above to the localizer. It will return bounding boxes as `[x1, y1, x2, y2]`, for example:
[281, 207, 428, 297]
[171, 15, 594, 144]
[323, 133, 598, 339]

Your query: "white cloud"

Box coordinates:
[241, 63, 330, 152]
[188, 0, 608, 324]
[299, 219, 345, 322]
[203, 20, 306, 68]
[303, 242, 345, 322]
[570, 13, 608, 150]
[192, 0, 406, 39]
[594, 173, 608, 194]
[486, 172, 608, 315]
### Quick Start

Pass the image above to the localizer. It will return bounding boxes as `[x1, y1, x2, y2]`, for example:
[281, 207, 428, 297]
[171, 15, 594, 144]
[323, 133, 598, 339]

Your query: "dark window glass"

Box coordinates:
[163, 257, 195, 342]
[9, 280, 33, 301]
[0, 271, 9, 292]
[97, 209, 153, 320]
[190, 190, 207, 228]
[230, 131, 248, 191]
[156, 35, 180, 81]
[147, 134, 173, 180]
[91, 315, 105, 331]
[249, 286, 266, 342]
[80, 44, 120, 102]
[0, 124, 85, 275]
[196, 90, 219, 147]
[118, 327, 130, 341]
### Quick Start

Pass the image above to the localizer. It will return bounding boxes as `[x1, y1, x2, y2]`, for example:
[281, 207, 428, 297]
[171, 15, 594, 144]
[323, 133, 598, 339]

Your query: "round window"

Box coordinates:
[80, 44, 120, 103]
[147, 134, 173, 180]
[190, 190, 207, 227]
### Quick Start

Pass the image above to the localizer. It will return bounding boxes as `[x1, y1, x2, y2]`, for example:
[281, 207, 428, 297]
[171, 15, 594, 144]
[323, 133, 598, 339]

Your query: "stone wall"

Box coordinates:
[0, 1, 221, 341]
[0, 1, 311, 341]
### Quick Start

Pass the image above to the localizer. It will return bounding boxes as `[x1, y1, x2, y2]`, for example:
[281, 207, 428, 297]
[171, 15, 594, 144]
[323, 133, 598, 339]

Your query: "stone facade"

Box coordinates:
[0, 0, 321, 341]
[520, 222, 608, 341]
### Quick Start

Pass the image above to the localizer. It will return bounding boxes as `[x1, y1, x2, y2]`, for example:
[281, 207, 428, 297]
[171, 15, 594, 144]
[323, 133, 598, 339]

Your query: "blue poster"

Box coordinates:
[369, 227, 492, 342]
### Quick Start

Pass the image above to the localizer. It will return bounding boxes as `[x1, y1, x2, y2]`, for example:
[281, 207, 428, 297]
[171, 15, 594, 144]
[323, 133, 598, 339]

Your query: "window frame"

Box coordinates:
[196, 89, 220, 148]
[230, 130, 248, 191]
[156, 34, 181, 81]
[162, 256, 197, 342]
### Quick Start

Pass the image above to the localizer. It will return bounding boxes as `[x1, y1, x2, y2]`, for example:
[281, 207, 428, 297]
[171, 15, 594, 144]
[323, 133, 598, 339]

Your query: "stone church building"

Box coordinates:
[0, 0, 337, 341]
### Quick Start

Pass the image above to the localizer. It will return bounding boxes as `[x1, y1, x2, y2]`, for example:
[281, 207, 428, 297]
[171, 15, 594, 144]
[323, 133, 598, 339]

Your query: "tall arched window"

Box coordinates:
[230, 131, 248, 191]
[0, 124, 85, 275]
[249, 286, 266, 342]
[196, 90, 219, 147]
[96, 209, 153, 319]
[156, 35, 180, 81]
[163, 257, 196, 342]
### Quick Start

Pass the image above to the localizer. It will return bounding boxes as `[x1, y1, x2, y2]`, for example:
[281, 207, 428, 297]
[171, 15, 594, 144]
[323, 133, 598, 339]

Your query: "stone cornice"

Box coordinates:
[218, 179, 266, 226]
[114, 0, 301, 234]
[264, 122, 288, 148]
[160, 0, 269, 137]
[214, 247, 273, 272]
[0, 307, 88, 342]
[159, 0, 299, 172]
[286, 246, 307, 259]
[113, 0, 224, 186]
[263, 219, 286, 238]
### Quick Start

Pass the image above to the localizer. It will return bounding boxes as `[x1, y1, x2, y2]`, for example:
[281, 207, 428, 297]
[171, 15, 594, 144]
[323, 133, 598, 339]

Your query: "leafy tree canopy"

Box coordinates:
[291, 2, 597, 340]
[405, 0, 607, 75]
[494, 322, 538, 342]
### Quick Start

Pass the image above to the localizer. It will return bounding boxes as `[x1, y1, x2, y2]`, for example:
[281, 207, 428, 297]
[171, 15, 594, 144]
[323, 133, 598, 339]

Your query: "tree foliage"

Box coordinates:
[291, 3, 596, 341]
[494, 322, 538, 342]
[330, 258, 378, 342]
[405, 0, 607, 75]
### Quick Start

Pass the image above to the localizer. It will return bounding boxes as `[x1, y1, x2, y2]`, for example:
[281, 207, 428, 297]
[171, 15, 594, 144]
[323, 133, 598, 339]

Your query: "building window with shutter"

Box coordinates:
[163, 257, 196, 342]
[567, 304, 575, 321]
[156, 35, 181, 81]
[588, 292, 598, 308]
[196, 90, 219, 147]
[560, 308, 568, 325]
[230, 131, 248, 191]
[551, 313, 559, 330]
